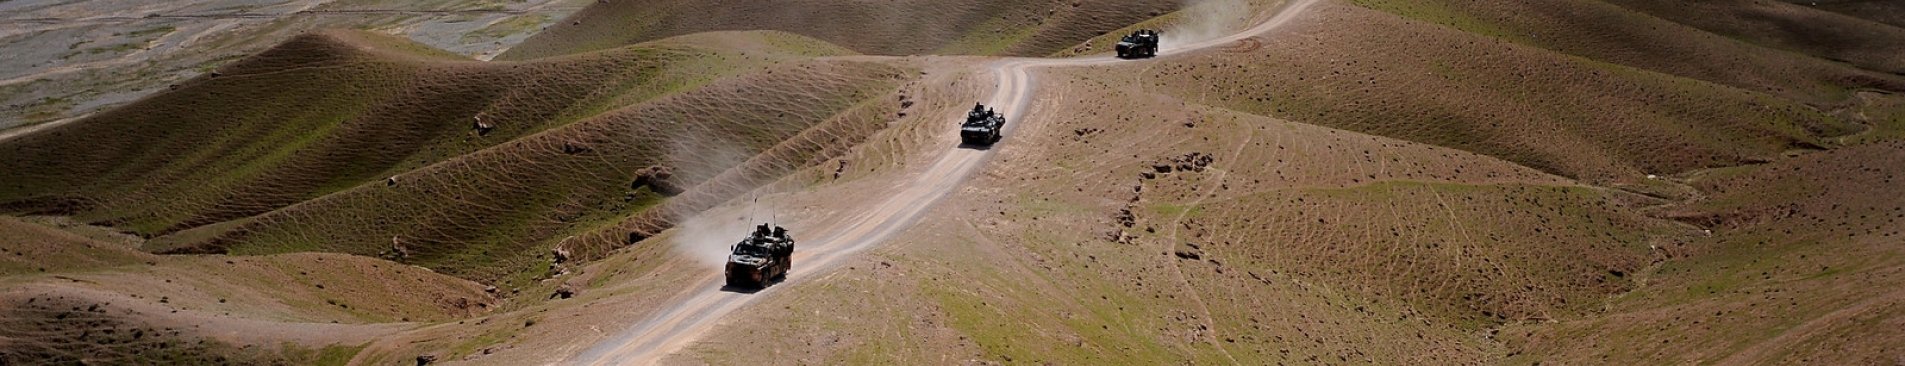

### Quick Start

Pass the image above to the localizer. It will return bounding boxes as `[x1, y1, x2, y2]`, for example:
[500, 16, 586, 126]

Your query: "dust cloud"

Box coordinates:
[667, 200, 778, 269]
[1162, 0, 1251, 51]
[657, 133, 778, 269]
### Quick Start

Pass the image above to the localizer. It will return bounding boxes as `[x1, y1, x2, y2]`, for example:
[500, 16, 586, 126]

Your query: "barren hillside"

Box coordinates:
[499, 0, 1184, 59]
[3, 0, 1903, 364]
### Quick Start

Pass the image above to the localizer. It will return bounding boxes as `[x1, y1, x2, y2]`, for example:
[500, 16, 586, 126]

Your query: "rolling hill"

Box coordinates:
[498, 0, 1186, 59]
[3, 0, 1903, 364]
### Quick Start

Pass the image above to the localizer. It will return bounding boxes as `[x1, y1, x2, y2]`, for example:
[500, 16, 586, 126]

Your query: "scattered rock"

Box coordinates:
[561, 142, 589, 154]
[1174, 243, 1204, 260]
[1071, 127, 1102, 141]
[381, 236, 410, 262]
[472, 116, 494, 136]
[1171, 152, 1215, 172]
[631, 165, 682, 195]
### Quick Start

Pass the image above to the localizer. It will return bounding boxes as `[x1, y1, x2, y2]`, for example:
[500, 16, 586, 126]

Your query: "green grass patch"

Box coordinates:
[311, 344, 364, 366]
[85, 43, 144, 55]
[127, 26, 176, 38]
[1145, 202, 1203, 220]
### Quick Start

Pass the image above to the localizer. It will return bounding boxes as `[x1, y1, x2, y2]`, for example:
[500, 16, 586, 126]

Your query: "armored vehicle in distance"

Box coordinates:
[961, 103, 1005, 146]
[1116, 29, 1160, 59]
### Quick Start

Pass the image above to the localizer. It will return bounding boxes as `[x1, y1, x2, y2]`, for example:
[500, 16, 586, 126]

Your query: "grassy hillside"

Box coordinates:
[155, 57, 907, 286]
[1132, 0, 1886, 184]
[0, 217, 486, 365]
[1791, 0, 1905, 28]
[497, 0, 1184, 59]
[0, 216, 152, 275]
[1597, 0, 1905, 75]
[0, 29, 810, 238]
[1349, 0, 1905, 106]
[0, 23, 917, 362]
[0, 28, 907, 286]
[1504, 141, 1905, 365]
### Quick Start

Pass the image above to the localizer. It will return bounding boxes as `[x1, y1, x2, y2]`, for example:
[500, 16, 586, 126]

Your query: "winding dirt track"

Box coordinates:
[568, 1, 1321, 364]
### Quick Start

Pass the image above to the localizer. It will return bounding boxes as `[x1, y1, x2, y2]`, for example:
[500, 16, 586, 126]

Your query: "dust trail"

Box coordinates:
[1162, 0, 1251, 52]
[665, 200, 778, 269]
[659, 134, 778, 269]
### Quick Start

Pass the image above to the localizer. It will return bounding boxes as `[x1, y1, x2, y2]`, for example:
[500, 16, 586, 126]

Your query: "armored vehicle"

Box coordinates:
[960, 103, 1005, 146]
[1116, 29, 1160, 59]
[725, 224, 794, 288]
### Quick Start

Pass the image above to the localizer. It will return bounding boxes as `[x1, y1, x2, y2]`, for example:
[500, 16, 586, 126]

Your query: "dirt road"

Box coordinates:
[567, 0, 1321, 364]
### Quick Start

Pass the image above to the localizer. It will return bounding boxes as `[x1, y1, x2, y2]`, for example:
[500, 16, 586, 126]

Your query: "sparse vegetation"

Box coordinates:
[4, 0, 1903, 364]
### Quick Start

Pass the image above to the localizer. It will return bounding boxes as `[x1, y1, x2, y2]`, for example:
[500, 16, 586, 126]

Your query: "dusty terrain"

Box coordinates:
[3, 0, 1904, 364]
[0, 0, 587, 131]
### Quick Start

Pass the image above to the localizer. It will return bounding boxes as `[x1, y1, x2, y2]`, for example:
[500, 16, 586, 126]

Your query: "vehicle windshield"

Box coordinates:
[733, 243, 768, 257]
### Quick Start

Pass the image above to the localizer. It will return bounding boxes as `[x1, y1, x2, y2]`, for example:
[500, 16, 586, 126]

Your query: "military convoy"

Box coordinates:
[716, 30, 1165, 287]
[960, 103, 1006, 146]
[1116, 29, 1160, 59]
[725, 224, 795, 288]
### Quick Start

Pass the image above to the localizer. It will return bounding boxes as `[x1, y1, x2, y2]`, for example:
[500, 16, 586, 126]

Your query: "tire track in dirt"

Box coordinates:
[568, 0, 1322, 364]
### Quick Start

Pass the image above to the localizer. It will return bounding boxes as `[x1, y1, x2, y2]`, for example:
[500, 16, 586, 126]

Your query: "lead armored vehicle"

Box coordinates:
[960, 103, 1005, 146]
[725, 224, 794, 288]
[1116, 29, 1160, 59]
